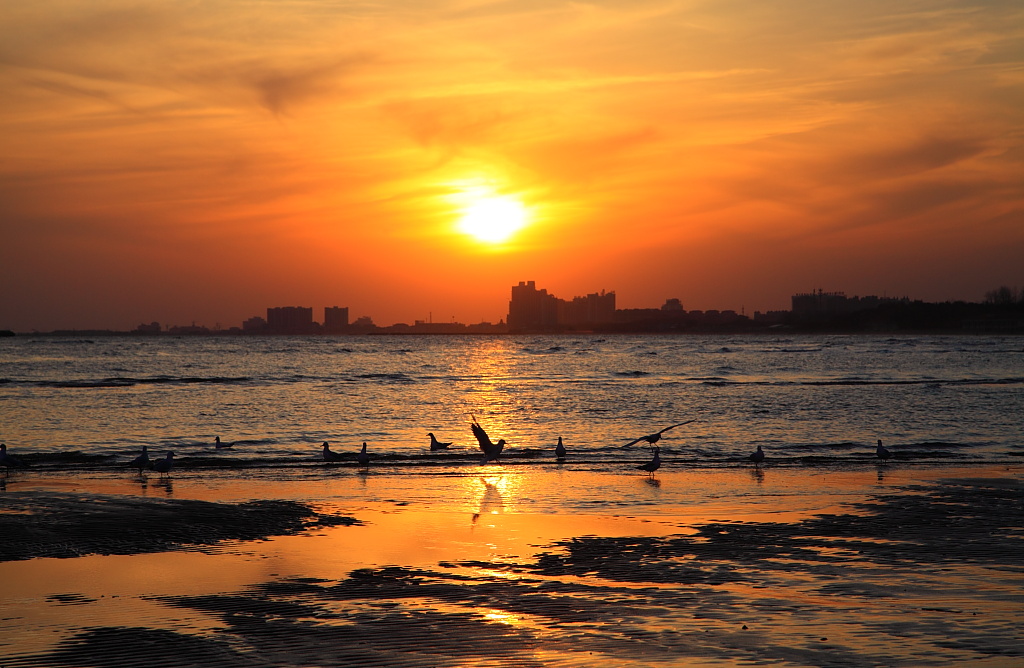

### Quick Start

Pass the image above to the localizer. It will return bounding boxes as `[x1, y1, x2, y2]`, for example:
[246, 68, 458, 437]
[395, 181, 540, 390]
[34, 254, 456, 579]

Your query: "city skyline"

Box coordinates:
[12, 280, 1019, 335]
[2, 1, 1022, 333]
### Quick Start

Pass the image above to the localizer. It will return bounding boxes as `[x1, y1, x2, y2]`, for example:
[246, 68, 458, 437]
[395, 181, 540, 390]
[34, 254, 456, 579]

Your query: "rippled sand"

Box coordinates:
[1, 466, 1022, 667]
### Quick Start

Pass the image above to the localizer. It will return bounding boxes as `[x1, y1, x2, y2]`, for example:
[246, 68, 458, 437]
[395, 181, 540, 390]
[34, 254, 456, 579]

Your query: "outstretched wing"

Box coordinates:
[657, 420, 694, 435]
[470, 418, 492, 450]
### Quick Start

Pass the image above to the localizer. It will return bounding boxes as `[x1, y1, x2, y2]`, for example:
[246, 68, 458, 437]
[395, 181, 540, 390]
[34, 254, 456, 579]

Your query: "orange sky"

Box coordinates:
[2, 1, 1022, 331]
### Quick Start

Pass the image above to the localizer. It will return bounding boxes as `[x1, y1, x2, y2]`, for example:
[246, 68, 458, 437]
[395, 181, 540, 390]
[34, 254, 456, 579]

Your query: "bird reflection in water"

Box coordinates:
[749, 466, 765, 485]
[472, 477, 504, 524]
[154, 477, 173, 496]
[643, 477, 661, 489]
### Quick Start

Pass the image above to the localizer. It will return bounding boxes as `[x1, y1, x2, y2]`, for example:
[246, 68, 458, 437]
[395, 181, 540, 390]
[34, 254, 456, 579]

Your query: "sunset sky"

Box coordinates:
[2, 0, 1022, 331]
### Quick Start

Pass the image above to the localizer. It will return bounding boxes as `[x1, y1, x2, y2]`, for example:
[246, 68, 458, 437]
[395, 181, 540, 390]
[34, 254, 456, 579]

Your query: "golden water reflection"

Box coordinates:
[2, 465, 1021, 667]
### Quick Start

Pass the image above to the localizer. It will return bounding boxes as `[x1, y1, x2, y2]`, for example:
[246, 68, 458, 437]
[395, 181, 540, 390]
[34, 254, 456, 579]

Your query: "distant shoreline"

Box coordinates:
[5, 327, 1023, 337]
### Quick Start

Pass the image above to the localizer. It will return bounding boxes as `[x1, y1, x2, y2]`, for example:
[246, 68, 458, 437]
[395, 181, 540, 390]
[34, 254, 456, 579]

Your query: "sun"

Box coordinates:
[457, 194, 529, 244]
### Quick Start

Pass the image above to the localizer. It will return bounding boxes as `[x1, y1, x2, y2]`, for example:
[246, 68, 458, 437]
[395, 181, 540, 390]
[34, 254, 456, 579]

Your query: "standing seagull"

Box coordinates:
[214, 436, 234, 449]
[322, 441, 344, 463]
[356, 442, 370, 468]
[748, 445, 765, 465]
[876, 439, 892, 463]
[152, 451, 175, 476]
[428, 433, 452, 451]
[622, 420, 694, 448]
[470, 415, 506, 464]
[555, 436, 567, 459]
[0, 444, 29, 472]
[128, 445, 150, 475]
[636, 446, 661, 478]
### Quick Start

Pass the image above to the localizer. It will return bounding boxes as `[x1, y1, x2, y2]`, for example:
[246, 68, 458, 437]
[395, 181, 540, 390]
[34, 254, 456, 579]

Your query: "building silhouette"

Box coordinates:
[508, 281, 616, 332]
[267, 306, 314, 334]
[791, 289, 906, 321]
[560, 290, 616, 327]
[324, 306, 349, 333]
[508, 281, 559, 331]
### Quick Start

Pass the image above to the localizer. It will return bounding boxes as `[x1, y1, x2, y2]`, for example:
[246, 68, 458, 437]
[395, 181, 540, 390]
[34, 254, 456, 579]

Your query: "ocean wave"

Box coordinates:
[2, 448, 1008, 473]
[350, 373, 415, 384]
[22, 376, 254, 389]
[694, 377, 1024, 387]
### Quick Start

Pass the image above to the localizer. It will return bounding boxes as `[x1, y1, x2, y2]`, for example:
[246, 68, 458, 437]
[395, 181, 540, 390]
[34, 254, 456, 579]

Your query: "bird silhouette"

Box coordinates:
[636, 446, 661, 477]
[152, 451, 175, 476]
[0, 444, 29, 472]
[623, 420, 693, 448]
[357, 441, 370, 468]
[322, 441, 344, 462]
[555, 436, 567, 459]
[127, 445, 150, 474]
[214, 436, 234, 449]
[470, 415, 505, 464]
[428, 433, 452, 451]
[748, 445, 765, 465]
[876, 439, 892, 462]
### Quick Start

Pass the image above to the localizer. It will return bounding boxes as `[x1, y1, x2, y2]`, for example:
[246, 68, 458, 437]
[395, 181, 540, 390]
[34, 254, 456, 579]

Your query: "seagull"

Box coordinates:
[876, 439, 892, 463]
[127, 445, 150, 474]
[0, 443, 29, 472]
[636, 446, 661, 478]
[214, 436, 234, 449]
[428, 433, 452, 451]
[322, 441, 344, 463]
[748, 445, 765, 465]
[622, 420, 694, 448]
[555, 436, 567, 459]
[152, 451, 175, 476]
[470, 414, 506, 464]
[356, 441, 370, 468]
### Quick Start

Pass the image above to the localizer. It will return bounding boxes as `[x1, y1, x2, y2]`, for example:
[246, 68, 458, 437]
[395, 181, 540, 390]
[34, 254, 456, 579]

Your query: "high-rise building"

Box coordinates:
[508, 281, 559, 331]
[267, 306, 314, 334]
[559, 291, 616, 326]
[509, 281, 615, 331]
[324, 306, 349, 333]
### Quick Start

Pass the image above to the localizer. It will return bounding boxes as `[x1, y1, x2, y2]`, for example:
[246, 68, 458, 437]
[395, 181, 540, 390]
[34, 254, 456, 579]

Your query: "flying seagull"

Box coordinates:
[128, 445, 150, 474]
[748, 445, 765, 465]
[876, 439, 892, 462]
[322, 441, 344, 463]
[555, 436, 567, 459]
[470, 415, 505, 464]
[357, 441, 370, 468]
[428, 433, 452, 451]
[636, 446, 661, 478]
[622, 420, 694, 448]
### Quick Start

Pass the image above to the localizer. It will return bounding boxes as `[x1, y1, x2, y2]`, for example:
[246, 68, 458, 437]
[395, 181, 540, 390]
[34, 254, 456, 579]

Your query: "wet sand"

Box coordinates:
[1, 465, 1022, 667]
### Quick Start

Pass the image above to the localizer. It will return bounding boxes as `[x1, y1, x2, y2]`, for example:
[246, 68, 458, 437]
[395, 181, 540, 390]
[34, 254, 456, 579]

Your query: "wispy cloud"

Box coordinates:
[0, 0, 1021, 328]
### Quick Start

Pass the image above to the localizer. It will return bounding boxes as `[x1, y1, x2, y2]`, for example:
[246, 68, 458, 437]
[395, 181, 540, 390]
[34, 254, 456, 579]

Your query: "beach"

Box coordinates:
[2, 462, 1022, 667]
[3, 333, 1023, 665]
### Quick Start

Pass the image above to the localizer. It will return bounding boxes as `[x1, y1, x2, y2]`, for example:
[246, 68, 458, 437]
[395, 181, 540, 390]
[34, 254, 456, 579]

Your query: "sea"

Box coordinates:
[2, 333, 1022, 473]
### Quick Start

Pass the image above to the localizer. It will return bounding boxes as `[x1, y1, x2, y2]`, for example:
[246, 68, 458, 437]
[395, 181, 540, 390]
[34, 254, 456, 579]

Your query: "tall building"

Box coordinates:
[791, 290, 905, 320]
[508, 281, 616, 331]
[267, 306, 314, 334]
[559, 291, 616, 326]
[324, 306, 349, 333]
[791, 290, 850, 317]
[508, 281, 559, 331]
